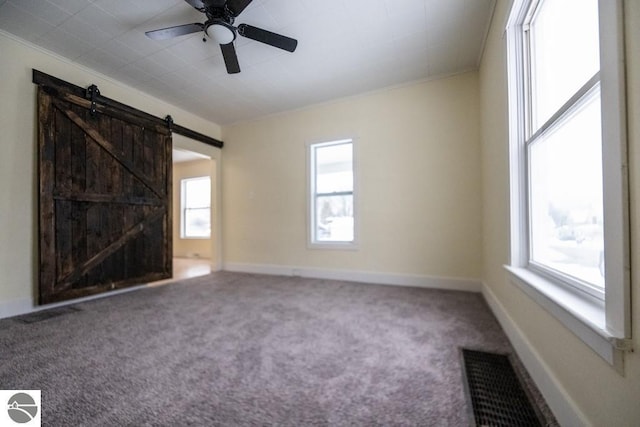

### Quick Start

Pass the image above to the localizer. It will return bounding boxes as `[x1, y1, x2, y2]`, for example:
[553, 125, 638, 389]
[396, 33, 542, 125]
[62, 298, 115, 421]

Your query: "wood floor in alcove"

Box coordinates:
[150, 258, 212, 286]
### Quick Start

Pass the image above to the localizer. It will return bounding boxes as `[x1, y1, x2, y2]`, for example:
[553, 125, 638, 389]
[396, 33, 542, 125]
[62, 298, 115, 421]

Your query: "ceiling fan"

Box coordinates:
[145, 0, 298, 74]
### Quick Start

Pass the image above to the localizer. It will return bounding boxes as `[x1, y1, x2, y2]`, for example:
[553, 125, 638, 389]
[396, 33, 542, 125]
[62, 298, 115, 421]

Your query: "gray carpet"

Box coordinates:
[0, 272, 547, 426]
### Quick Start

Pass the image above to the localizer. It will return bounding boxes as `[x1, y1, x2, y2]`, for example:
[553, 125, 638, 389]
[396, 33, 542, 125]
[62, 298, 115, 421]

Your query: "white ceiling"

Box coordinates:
[173, 148, 210, 163]
[0, 0, 495, 125]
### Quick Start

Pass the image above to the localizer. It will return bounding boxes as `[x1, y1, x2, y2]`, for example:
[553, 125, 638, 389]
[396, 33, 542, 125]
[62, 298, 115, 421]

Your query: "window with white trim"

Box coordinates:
[181, 176, 211, 239]
[506, 0, 630, 370]
[308, 139, 356, 248]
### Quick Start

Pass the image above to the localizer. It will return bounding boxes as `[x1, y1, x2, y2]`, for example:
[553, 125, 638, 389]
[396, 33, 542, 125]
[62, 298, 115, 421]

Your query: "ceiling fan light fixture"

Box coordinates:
[206, 23, 235, 45]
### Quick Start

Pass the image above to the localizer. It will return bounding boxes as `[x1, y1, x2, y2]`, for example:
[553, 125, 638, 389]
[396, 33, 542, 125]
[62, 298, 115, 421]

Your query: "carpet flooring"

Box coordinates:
[1, 272, 552, 426]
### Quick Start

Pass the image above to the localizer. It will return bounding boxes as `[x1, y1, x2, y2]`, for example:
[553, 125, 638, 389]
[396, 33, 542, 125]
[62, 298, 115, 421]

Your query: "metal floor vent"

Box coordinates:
[461, 349, 545, 427]
[14, 306, 82, 324]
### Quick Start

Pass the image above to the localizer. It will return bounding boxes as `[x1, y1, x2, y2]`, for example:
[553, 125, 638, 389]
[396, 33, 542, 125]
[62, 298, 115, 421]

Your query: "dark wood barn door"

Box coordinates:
[38, 87, 172, 304]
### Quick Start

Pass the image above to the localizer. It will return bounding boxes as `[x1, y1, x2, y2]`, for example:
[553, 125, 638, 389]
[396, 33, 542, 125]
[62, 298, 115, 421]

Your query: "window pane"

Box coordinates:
[315, 143, 353, 193]
[185, 208, 211, 238]
[182, 177, 211, 238]
[315, 195, 353, 242]
[529, 91, 603, 288]
[185, 178, 211, 209]
[530, 0, 600, 130]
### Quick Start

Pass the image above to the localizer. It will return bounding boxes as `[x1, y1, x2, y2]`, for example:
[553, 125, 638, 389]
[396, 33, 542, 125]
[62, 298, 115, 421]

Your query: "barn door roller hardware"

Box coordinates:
[165, 115, 174, 132]
[32, 69, 224, 148]
[85, 84, 100, 117]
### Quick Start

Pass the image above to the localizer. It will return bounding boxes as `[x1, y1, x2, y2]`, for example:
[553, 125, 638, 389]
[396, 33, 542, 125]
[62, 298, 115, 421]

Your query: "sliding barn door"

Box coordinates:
[38, 87, 172, 304]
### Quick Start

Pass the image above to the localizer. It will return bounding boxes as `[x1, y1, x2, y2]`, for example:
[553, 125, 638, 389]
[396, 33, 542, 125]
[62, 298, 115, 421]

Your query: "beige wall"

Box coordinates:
[172, 159, 214, 259]
[0, 31, 221, 309]
[479, 1, 640, 425]
[222, 72, 482, 279]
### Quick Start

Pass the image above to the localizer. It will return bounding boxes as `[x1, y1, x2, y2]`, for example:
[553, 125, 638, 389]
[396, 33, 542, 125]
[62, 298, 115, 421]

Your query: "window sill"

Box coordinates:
[308, 242, 359, 251]
[504, 266, 630, 374]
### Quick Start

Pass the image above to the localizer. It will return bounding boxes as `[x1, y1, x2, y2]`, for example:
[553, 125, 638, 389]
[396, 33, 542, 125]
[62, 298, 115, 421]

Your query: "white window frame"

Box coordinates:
[307, 138, 358, 250]
[180, 176, 211, 239]
[505, 0, 631, 373]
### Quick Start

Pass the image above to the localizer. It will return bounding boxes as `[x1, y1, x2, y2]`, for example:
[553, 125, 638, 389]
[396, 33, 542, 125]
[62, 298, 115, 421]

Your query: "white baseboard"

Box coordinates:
[481, 282, 590, 427]
[1, 264, 474, 319]
[223, 262, 482, 292]
[0, 297, 34, 320]
[0, 284, 149, 320]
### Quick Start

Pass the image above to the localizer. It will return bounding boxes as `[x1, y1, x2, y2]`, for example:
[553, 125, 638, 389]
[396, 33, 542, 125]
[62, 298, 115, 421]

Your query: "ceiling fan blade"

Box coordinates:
[220, 43, 241, 74]
[226, 0, 253, 17]
[237, 24, 297, 52]
[145, 23, 204, 40]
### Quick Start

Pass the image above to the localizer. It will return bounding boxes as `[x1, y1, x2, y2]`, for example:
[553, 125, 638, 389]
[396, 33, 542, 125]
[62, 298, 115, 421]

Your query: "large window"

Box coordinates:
[181, 177, 211, 239]
[526, 0, 604, 294]
[308, 139, 356, 247]
[506, 0, 630, 369]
